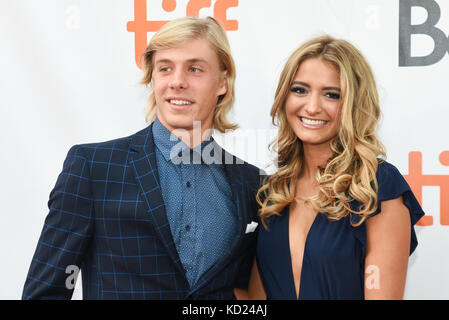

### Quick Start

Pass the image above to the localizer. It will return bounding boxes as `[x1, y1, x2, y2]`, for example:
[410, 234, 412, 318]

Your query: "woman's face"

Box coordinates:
[285, 57, 343, 149]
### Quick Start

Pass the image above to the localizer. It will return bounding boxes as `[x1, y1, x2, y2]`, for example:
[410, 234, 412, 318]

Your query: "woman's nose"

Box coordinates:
[304, 92, 321, 115]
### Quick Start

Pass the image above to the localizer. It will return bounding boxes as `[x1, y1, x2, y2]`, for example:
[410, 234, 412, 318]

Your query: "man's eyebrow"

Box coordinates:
[186, 58, 209, 64]
[154, 58, 172, 65]
[292, 81, 340, 91]
[154, 58, 209, 65]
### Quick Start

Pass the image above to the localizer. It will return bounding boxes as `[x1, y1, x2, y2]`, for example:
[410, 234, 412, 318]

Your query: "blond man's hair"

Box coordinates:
[140, 16, 238, 132]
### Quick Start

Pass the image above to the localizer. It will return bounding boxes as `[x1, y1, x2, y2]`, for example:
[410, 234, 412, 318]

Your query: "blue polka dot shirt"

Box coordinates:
[152, 117, 239, 287]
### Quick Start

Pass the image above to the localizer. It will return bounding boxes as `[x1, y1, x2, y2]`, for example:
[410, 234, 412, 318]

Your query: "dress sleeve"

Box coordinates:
[352, 161, 425, 255]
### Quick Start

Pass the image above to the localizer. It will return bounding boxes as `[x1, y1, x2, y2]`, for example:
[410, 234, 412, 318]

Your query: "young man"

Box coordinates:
[22, 17, 261, 300]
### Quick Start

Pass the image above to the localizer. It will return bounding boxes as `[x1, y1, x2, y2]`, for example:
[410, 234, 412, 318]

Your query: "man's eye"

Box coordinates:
[325, 92, 341, 100]
[159, 67, 171, 72]
[189, 67, 202, 73]
[290, 86, 307, 94]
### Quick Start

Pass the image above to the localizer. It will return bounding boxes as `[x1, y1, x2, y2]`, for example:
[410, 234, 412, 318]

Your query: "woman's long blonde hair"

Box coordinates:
[258, 35, 386, 228]
[140, 16, 237, 132]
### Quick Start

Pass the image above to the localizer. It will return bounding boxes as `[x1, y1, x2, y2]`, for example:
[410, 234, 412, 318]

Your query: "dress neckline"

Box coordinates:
[286, 205, 320, 300]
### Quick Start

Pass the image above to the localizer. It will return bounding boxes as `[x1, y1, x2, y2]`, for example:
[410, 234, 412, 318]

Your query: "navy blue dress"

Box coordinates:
[256, 161, 425, 300]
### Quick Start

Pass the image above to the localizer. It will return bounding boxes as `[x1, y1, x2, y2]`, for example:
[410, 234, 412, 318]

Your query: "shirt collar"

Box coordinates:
[152, 117, 222, 164]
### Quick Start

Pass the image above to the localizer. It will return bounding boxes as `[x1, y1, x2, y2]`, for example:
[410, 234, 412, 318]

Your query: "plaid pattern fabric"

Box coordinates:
[22, 123, 261, 300]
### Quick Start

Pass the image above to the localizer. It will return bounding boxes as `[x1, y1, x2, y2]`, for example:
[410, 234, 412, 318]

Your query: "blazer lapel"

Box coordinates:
[189, 149, 251, 294]
[128, 123, 186, 277]
[224, 154, 250, 239]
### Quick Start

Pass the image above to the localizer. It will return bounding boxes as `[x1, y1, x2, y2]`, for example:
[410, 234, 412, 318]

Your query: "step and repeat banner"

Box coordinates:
[1, 0, 448, 299]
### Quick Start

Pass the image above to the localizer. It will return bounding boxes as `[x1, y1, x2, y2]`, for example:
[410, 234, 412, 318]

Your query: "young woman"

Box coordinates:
[235, 35, 425, 300]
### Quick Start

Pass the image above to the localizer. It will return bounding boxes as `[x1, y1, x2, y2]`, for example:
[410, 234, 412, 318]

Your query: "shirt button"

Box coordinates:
[186, 181, 191, 188]
[185, 225, 191, 231]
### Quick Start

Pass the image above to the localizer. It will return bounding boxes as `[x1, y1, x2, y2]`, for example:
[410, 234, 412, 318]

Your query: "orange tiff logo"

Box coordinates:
[403, 151, 449, 226]
[127, 0, 238, 69]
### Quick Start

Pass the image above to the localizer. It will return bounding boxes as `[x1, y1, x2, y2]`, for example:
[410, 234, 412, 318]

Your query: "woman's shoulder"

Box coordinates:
[376, 159, 402, 179]
[353, 159, 425, 255]
[373, 159, 425, 225]
[375, 159, 411, 201]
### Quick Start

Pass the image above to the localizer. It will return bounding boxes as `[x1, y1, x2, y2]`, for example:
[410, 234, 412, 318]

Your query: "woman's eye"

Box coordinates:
[325, 92, 341, 100]
[290, 86, 307, 94]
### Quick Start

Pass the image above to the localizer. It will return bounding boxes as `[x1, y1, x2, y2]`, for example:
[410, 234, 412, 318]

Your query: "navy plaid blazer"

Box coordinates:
[22, 123, 261, 299]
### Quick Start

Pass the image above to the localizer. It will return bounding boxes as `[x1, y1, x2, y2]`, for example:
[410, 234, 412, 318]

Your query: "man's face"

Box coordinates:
[152, 37, 227, 136]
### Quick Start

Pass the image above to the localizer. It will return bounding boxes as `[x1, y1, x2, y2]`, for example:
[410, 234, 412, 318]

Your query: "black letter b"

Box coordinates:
[399, 0, 449, 66]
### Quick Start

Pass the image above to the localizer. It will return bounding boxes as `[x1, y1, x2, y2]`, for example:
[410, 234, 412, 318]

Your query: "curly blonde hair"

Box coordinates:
[258, 35, 386, 228]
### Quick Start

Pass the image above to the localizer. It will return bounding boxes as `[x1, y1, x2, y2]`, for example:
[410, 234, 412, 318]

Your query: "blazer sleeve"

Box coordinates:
[22, 145, 95, 299]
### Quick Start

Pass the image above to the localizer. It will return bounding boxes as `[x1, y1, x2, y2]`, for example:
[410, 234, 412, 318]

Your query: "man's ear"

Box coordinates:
[217, 70, 228, 96]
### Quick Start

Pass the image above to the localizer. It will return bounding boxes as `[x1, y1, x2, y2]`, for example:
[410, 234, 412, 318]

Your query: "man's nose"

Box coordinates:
[169, 70, 188, 90]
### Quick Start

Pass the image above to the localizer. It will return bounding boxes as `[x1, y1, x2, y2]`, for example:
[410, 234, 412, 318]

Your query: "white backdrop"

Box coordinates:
[1, 0, 448, 299]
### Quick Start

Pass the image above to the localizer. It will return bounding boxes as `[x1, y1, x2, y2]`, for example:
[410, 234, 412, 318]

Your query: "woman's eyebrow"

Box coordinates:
[292, 81, 340, 92]
[292, 81, 310, 87]
[323, 86, 341, 92]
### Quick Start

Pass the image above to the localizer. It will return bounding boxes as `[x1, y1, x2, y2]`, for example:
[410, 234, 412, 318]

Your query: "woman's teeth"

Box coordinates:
[301, 117, 327, 125]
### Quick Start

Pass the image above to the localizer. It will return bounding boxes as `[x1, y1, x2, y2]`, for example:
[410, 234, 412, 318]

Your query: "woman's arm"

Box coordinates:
[364, 196, 411, 299]
[234, 258, 267, 300]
